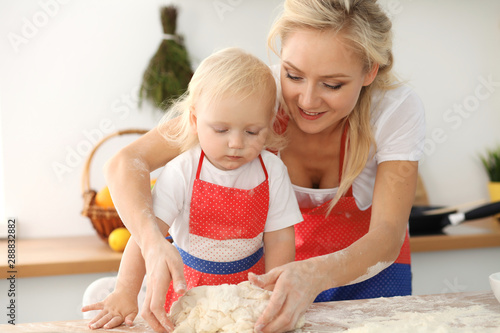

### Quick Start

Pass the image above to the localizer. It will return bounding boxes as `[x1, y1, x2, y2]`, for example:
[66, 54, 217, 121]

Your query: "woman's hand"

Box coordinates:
[249, 259, 323, 333]
[82, 290, 138, 330]
[140, 237, 186, 333]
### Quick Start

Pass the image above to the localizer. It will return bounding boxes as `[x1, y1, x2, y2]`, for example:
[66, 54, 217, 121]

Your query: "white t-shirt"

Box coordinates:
[152, 145, 303, 261]
[271, 65, 426, 210]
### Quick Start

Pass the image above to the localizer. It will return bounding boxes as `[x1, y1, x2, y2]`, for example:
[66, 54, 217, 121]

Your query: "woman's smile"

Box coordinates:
[299, 106, 327, 120]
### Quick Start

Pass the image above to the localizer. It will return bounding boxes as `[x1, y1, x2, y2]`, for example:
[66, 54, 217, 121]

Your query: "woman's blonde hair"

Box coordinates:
[159, 47, 285, 152]
[268, 0, 397, 212]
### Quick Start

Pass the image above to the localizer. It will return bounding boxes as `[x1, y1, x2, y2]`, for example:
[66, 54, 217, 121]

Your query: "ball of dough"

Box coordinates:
[169, 281, 305, 332]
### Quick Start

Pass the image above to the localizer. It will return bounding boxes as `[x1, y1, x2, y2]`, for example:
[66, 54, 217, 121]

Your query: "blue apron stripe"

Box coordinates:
[315, 262, 412, 302]
[174, 244, 264, 275]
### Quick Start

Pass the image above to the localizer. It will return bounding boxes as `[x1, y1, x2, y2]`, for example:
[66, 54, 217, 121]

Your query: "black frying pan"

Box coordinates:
[409, 201, 500, 235]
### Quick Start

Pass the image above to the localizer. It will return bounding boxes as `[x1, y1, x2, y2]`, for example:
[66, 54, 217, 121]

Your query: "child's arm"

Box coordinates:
[263, 226, 296, 272]
[82, 235, 146, 329]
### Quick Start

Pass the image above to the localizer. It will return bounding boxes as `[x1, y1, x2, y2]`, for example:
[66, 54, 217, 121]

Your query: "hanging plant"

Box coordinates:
[139, 5, 193, 111]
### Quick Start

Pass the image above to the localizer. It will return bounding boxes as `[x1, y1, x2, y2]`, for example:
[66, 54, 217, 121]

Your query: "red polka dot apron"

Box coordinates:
[295, 122, 412, 302]
[164, 150, 269, 311]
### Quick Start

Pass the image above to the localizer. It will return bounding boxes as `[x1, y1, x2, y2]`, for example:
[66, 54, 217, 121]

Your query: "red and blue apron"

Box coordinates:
[295, 122, 411, 302]
[164, 151, 269, 311]
[273, 112, 411, 302]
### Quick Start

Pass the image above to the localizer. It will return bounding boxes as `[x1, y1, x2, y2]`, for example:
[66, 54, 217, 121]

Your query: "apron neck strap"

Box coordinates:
[258, 155, 268, 180]
[196, 150, 205, 179]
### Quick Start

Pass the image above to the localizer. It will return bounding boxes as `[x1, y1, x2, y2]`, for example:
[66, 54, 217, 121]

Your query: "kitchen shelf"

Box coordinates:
[1, 217, 499, 278]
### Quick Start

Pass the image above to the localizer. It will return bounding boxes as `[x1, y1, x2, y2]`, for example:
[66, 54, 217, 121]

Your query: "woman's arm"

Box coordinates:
[104, 124, 180, 249]
[104, 121, 185, 333]
[252, 160, 418, 333]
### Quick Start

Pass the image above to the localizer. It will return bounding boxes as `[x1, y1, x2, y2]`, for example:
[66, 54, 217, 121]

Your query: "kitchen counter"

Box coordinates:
[2, 291, 499, 332]
[410, 216, 500, 252]
[0, 234, 121, 279]
[1, 217, 499, 278]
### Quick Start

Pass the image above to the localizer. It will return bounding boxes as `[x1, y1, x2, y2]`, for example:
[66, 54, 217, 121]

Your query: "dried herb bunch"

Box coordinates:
[139, 5, 193, 110]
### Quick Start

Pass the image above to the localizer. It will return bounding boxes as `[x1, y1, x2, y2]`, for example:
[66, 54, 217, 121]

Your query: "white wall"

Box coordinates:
[412, 247, 500, 296]
[385, 0, 500, 206]
[1, 0, 500, 239]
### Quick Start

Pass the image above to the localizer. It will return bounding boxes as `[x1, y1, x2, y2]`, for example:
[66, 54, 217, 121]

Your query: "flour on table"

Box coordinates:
[301, 293, 500, 333]
[169, 281, 305, 333]
[344, 304, 500, 333]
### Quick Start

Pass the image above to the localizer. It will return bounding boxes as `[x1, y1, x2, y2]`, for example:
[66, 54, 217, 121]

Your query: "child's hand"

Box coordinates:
[82, 290, 138, 330]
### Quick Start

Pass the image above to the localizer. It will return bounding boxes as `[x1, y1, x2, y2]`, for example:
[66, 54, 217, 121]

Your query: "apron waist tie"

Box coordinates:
[174, 244, 264, 275]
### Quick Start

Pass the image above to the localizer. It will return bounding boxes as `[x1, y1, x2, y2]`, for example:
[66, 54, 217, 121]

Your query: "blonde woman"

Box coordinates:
[82, 47, 302, 330]
[103, 1, 425, 332]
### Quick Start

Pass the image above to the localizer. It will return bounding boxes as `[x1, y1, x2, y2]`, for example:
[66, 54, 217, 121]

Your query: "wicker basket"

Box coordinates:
[81, 129, 149, 241]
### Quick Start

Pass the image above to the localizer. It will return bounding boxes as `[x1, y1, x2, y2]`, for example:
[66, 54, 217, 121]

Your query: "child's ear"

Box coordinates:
[363, 63, 379, 86]
[189, 106, 198, 133]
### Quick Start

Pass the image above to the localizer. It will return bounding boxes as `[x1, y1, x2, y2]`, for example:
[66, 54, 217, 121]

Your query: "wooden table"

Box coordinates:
[3, 291, 499, 332]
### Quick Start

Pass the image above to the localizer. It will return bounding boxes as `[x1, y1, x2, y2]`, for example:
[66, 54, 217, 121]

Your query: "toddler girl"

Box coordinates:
[83, 47, 302, 330]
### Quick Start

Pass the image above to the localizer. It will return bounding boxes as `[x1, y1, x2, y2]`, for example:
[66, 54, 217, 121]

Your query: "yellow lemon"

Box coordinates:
[108, 227, 131, 252]
[95, 186, 114, 208]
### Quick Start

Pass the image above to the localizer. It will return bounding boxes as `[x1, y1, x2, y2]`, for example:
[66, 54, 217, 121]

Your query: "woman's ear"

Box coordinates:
[363, 63, 379, 86]
[189, 106, 198, 133]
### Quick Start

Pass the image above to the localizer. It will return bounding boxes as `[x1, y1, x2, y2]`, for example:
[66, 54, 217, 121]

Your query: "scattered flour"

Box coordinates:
[344, 305, 500, 333]
[300, 292, 500, 333]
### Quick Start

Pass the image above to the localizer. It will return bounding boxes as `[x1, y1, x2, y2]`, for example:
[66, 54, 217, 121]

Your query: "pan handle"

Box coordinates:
[464, 201, 500, 220]
[421, 199, 488, 216]
[447, 201, 500, 226]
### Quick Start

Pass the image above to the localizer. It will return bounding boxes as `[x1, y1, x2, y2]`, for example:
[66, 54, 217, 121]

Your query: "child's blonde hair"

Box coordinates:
[159, 47, 285, 153]
[268, 0, 397, 212]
